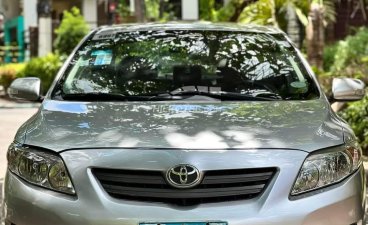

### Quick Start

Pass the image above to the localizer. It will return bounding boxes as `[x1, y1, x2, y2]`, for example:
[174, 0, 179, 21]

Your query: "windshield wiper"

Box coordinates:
[60, 91, 281, 101]
[61, 92, 185, 101]
[62, 92, 129, 101]
[149, 90, 281, 101]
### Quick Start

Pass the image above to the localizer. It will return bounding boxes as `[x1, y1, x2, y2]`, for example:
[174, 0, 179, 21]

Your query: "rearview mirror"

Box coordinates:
[332, 78, 365, 102]
[8, 77, 41, 101]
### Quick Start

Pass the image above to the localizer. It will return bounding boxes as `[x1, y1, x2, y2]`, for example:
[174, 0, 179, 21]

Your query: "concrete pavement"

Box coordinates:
[0, 108, 37, 221]
[0, 108, 38, 179]
[0, 97, 40, 109]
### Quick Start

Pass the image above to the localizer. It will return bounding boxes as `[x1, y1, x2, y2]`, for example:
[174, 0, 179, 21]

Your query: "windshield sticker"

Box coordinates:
[92, 30, 117, 40]
[92, 50, 113, 65]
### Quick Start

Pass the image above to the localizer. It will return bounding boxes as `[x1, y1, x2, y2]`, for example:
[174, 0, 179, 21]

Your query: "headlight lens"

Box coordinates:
[291, 144, 362, 195]
[7, 143, 75, 195]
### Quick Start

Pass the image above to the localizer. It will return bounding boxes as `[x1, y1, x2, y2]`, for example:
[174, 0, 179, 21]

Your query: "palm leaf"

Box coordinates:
[323, 0, 336, 24]
[295, 6, 309, 26]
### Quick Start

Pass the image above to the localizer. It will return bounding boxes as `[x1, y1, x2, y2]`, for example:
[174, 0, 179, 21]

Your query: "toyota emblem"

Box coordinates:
[166, 164, 201, 188]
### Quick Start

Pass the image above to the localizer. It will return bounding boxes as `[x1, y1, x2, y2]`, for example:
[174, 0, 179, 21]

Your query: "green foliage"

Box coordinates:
[118, 0, 181, 22]
[237, 0, 335, 32]
[145, 0, 160, 20]
[333, 28, 368, 154]
[199, 0, 234, 21]
[321, 0, 336, 25]
[340, 94, 368, 153]
[323, 43, 338, 72]
[54, 7, 89, 56]
[118, 0, 132, 19]
[330, 27, 368, 77]
[238, 0, 309, 30]
[238, 0, 277, 25]
[0, 63, 25, 92]
[19, 54, 63, 94]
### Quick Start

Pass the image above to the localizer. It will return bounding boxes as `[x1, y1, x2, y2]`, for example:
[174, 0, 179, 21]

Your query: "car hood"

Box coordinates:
[18, 99, 344, 152]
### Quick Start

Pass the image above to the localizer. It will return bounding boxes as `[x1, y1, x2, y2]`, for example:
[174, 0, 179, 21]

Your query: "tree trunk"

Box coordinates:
[306, 2, 324, 72]
[286, 3, 301, 48]
[159, 0, 164, 19]
[134, 0, 146, 22]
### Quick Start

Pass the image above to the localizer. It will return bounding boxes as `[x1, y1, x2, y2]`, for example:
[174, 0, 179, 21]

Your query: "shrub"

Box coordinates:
[331, 27, 368, 154]
[54, 7, 89, 56]
[323, 43, 338, 72]
[317, 72, 333, 95]
[19, 54, 63, 94]
[0, 63, 25, 93]
[340, 93, 368, 154]
[330, 27, 368, 78]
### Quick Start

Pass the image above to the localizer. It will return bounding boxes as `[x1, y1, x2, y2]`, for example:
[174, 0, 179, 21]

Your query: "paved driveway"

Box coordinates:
[0, 108, 37, 221]
[0, 108, 38, 179]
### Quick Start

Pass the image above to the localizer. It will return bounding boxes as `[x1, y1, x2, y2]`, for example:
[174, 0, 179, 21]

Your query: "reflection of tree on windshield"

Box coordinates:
[58, 30, 319, 100]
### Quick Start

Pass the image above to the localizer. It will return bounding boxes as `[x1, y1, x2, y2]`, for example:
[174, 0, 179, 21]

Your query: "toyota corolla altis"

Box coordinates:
[1, 23, 366, 225]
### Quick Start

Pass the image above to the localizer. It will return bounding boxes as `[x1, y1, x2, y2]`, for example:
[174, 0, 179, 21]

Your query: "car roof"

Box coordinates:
[93, 22, 284, 40]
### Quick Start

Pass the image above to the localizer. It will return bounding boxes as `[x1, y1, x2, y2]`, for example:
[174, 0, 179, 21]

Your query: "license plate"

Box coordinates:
[140, 222, 227, 225]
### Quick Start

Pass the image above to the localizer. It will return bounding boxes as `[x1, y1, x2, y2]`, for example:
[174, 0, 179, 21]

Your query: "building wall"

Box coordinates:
[182, 0, 198, 20]
[1, 0, 20, 21]
[82, 0, 98, 28]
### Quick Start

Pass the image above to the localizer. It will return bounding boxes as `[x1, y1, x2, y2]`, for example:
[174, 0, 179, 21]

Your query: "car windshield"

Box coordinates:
[53, 30, 320, 101]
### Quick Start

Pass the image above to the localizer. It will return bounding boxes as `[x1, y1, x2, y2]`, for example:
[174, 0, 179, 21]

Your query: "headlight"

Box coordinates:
[7, 143, 75, 195]
[291, 143, 362, 196]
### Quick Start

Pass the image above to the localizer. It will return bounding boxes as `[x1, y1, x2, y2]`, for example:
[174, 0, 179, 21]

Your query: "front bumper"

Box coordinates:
[1, 149, 366, 225]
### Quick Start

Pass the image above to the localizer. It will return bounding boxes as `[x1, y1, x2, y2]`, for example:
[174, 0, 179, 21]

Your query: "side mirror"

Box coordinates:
[332, 78, 365, 102]
[8, 77, 42, 101]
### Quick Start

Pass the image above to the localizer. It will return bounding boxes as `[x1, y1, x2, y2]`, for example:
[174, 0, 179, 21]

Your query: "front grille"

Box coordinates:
[93, 167, 276, 206]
